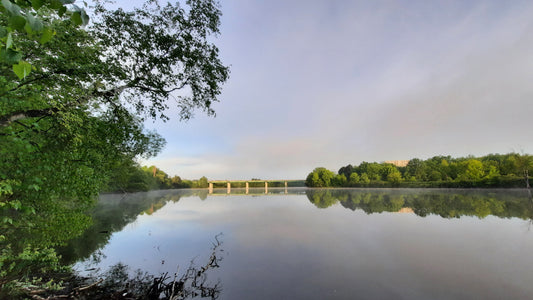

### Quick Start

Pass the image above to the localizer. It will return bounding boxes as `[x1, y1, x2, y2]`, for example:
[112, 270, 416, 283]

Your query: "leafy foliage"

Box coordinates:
[104, 163, 211, 192]
[0, 0, 90, 79]
[305, 167, 335, 187]
[307, 152, 533, 188]
[1, 0, 228, 287]
[91, 0, 229, 121]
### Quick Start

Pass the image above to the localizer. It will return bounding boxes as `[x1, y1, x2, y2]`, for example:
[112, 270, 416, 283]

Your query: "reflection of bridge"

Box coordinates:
[208, 180, 303, 194]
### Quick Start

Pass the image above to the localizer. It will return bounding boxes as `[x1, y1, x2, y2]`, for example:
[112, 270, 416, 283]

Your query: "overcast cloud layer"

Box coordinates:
[142, 0, 533, 180]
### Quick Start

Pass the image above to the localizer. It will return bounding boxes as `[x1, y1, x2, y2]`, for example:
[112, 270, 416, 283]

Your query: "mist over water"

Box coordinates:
[61, 189, 533, 299]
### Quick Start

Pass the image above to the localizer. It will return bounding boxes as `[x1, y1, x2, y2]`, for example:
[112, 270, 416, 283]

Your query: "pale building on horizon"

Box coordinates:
[384, 160, 410, 167]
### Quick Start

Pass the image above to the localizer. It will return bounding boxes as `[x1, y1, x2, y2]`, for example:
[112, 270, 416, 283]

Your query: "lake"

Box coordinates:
[59, 188, 533, 299]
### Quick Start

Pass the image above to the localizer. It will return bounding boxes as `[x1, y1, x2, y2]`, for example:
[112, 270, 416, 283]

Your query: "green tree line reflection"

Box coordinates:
[65, 189, 533, 267]
[306, 189, 533, 220]
[57, 190, 207, 265]
[63, 189, 533, 267]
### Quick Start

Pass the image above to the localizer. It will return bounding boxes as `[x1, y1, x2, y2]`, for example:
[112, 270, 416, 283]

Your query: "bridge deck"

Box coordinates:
[208, 179, 303, 183]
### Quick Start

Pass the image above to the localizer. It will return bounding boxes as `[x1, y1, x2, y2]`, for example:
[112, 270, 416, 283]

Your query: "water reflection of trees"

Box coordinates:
[57, 190, 207, 265]
[306, 189, 533, 220]
[58, 189, 533, 264]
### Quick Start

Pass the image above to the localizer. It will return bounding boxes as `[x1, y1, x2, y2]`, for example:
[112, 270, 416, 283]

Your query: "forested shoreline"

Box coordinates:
[104, 163, 209, 192]
[306, 152, 532, 189]
[0, 0, 229, 297]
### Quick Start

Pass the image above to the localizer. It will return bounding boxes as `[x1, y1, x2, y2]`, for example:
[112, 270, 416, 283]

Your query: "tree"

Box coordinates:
[482, 161, 500, 180]
[457, 159, 485, 182]
[198, 176, 209, 188]
[406, 158, 426, 181]
[90, 0, 229, 121]
[305, 167, 336, 187]
[105, 157, 154, 192]
[338, 164, 354, 179]
[306, 171, 321, 187]
[380, 163, 399, 181]
[358, 162, 382, 181]
[1, 0, 228, 281]
[349, 172, 360, 185]
[386, 169, 403, 184]
[359, 173, 370, 184]
[1, 0, 228, 211]
[511, 153, 533, 189]
[332, 174, 347, 187]
[501, 154, 518, 176]
[171, 175, 182, 188]
[428, 170, 442, 181]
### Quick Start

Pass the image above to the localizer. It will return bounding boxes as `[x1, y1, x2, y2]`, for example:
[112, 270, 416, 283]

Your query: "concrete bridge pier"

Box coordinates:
[207, 179, 297, 195]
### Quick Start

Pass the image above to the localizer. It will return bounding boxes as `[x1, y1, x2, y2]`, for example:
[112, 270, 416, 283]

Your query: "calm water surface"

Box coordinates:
[60, 188, 533, 299]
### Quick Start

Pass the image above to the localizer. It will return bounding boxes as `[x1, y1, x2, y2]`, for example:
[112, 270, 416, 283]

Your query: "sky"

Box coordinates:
[137, 0, 533, 180]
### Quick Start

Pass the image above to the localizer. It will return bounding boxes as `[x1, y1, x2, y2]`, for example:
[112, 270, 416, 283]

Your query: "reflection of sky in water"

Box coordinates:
[75, 192, 533, 299]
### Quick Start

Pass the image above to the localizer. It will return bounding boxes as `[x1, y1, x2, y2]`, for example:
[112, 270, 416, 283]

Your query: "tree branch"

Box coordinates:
[1, 84, 131, 128]
[3, 74, 51, 96]
[129, 78, 188, 95]
[0, 109, 57, 127]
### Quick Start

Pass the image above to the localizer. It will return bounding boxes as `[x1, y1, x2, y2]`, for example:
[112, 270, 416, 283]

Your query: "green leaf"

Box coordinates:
[50, 0, 63, 10]
[0, 48, 22, 64]
[58, 5, 67, 17]
[13, 61, 32, 79]
[24, 21, 33, 34]
[28, 184, 40, 191]
[32, 0, 44, 10]
[9, 15, 26, 30]
[81, 9, 89, 26]
[10, 200, 21, 210]
[40, 27, 54, 44]
[6, 31, 13, 49]
[71, 11, 82, 26]
[0, 26, 7, 38]
[26, 13, 43, 33]
[1, 0, 21, 16]
[0, 181, 13, 196]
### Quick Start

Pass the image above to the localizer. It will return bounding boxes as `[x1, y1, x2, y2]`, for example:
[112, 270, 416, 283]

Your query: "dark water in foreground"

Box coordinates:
[60, 188, 533, 299]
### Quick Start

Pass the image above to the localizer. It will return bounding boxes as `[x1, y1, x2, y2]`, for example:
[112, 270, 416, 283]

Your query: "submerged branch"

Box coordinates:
[23, 234, 225, 299]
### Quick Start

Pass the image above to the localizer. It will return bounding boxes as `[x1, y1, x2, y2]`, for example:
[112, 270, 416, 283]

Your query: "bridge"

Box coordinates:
[208, 180, 304, 194]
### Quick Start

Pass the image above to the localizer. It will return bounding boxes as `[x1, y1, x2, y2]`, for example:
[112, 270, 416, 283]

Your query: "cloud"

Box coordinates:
[144, 0, 533, 179]
[367, 2, 533, 159]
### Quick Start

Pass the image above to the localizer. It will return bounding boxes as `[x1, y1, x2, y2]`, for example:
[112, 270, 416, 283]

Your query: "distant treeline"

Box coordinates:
[103, 159, 307, 193]
[306, 152, 532, 188]
[103, 160, 209, 192]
